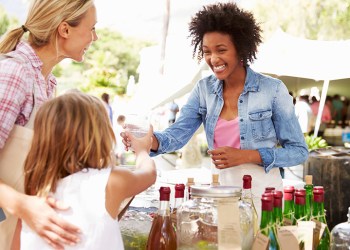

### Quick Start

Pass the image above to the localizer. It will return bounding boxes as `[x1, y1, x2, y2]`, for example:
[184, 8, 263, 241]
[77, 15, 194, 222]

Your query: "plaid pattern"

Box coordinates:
[0, 42, 57, 148]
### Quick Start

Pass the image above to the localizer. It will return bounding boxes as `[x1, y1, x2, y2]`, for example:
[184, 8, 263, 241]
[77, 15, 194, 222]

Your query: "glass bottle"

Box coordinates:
[312, 186, 330, 250]
[293, 188, 306, 225]
[185, 177, 194, 201]
[241, 175, 258, 236]
[171, 183, 185, 231]
[260, 195, 279, 250]
[283, 185, 295, 225]
[304, 175, 314, 220]
[331, 207, 350, 249]
[273, 191, 283, 227]
[262, 192, 275, 224]
[146, 186, 177, 250]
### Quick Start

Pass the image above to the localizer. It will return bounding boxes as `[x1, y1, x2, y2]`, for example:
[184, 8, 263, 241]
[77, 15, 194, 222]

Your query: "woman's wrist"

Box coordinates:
[0, 182, 26, 217]
[242, 149, 262, 165]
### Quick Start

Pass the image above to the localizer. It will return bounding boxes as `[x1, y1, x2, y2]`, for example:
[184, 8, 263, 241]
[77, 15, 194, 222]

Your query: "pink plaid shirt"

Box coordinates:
[0, 41, 57, 148]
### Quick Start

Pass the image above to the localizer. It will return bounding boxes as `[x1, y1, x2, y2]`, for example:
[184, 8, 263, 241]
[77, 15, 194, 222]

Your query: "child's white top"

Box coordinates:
[21, 167, 124, 250]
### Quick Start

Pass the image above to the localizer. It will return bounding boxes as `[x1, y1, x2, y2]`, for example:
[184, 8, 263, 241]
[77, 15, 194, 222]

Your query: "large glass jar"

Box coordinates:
[330, 207, 350, 249]
[176, 185, 254, 250]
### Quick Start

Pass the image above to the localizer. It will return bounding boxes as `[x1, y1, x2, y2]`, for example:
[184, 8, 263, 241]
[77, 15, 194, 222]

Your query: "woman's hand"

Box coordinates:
[208, 147, 262, 169]
[18, 195, 80, 249]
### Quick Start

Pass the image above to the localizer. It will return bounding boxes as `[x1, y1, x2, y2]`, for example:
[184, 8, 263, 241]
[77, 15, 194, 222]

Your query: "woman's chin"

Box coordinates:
[72, 56, 84, 63]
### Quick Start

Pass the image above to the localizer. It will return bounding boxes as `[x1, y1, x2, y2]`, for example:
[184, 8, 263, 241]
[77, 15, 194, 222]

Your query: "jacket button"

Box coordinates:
[239, 100, 243, 103]
[240, 119, 243, 122]
[241, 136, 244, 140]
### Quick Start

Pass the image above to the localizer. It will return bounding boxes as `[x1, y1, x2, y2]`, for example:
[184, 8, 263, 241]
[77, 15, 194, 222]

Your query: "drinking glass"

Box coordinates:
[124, 114, 150, 138]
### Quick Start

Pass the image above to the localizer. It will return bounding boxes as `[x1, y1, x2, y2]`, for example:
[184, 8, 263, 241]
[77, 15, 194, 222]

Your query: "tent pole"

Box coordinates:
[313, 79, 329, 137]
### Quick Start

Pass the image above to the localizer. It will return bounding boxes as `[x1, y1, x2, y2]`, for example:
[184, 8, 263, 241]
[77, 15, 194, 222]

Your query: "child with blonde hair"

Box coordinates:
[13, 92, 156, 249]
[0, 0, 98, 247]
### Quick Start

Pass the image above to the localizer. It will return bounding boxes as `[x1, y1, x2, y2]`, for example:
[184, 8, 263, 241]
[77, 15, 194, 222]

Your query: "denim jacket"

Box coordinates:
[153, 67, 309, 172]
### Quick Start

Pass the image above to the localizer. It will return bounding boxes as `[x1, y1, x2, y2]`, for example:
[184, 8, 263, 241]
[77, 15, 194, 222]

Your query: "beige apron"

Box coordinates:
[0, 79, 37, 249]
[219, 163, 283, 224]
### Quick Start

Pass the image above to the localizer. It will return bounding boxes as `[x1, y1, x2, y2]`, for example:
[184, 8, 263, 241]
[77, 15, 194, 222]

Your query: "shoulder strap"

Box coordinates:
[0, 54, 12, 60]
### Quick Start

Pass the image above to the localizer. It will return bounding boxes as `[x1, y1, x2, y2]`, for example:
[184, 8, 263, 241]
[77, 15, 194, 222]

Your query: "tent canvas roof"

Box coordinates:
[251, 29, 350, 81]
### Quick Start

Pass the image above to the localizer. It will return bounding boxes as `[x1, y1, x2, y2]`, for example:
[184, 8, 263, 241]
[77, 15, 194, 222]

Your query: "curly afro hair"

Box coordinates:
[188, 2, 262, 66]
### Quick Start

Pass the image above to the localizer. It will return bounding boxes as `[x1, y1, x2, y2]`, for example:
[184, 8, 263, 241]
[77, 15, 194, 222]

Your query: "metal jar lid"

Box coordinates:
[191, 185, 242, 198]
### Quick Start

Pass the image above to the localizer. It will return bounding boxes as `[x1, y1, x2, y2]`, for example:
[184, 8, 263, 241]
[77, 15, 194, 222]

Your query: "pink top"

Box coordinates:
[310, 101, 331, 123]
[214, 117, 240, 149]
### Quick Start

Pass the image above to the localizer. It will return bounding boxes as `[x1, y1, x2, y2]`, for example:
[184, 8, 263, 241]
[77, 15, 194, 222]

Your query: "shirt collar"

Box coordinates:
[16, 41, 57, 87]
[209, 66, 260, 96]
[16, 41, 43, 69]
[243, 67, 260, 93]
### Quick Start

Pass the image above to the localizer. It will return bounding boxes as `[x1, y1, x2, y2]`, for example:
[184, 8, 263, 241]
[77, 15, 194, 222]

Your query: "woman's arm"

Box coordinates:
[0, 181, 81, 249]
[208, 147, 262, 169]
[256, 81, 308, 172]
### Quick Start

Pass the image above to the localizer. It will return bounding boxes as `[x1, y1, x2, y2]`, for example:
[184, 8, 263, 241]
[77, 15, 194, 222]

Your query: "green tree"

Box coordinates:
[251, 0, 350, 40]
[0, 5, 19, 36]
[55, 28, 154, 96]
[0, 6, 10, 36]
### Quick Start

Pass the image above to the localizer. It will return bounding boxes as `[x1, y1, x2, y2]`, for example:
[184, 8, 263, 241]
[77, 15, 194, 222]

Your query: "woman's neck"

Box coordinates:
[224, 65, 246, 91]
[33, 44, 62, 80]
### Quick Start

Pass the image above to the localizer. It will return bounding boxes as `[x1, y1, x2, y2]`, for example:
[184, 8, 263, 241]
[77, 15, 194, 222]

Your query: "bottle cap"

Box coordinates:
[175, 184, 185, 198]
[265, 187, 276, 193]
[187, 177, 194, 186]
[242, 175, 252, 189]
[284, 185, 295, 201]
[261, 195, 273, 211]
[313, 186, 324, 191]
[262, 192, 274, 203]
[295, 188, 306, 196]
[284, 185, 295, 193]
[313, 186, 324, 202]
[273, 190, 283, 208]
[159, 186, 171, 201]
[211, 174, 220, 186]
[295, 190, 306, 205]
[305, 175, 313, 185]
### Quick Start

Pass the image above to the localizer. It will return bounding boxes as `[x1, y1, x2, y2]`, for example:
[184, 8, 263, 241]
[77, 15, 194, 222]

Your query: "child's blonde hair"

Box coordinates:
[24, 92, 116, 196]
[0, 0, 94, 53]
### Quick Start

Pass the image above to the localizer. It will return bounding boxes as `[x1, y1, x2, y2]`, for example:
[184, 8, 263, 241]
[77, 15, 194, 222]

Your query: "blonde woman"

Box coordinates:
[14, 92, 156, 249]
[0, 0, 98, 248]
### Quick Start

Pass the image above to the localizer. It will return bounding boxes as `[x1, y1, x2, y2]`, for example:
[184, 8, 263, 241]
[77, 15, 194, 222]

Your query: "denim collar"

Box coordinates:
[209, 66, 260, 97]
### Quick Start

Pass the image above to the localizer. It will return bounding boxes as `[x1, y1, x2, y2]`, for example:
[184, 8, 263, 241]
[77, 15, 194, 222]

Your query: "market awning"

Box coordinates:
[251, 29, 350, 137]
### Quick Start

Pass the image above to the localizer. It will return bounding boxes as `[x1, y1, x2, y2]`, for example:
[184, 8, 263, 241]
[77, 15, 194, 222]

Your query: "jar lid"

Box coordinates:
[191, 185, 241, 198]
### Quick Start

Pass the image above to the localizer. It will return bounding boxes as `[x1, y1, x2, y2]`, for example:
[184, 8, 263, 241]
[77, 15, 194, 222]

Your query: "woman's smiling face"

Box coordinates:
[202, 32, 241, 81]
[59, 4, 98, 62]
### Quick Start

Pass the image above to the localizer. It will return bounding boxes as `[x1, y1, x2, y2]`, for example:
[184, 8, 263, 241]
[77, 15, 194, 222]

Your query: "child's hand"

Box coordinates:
[125, 125, 153, 154]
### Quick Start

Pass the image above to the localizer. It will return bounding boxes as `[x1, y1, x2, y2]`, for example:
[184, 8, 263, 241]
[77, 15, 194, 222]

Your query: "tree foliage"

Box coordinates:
[0, 5, 19, 36]
[251, 0, 350, 40]
[57, 28, 154, 96]
[1, 1, 349, 98]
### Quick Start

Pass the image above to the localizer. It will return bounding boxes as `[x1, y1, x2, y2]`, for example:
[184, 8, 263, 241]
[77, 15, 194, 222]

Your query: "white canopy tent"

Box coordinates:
[251, 29, 350, 137]
[133, 29, 350, 137]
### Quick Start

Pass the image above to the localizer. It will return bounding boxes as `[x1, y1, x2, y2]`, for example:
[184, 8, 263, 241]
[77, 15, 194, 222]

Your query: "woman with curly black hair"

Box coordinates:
[123, 2, 308, 222]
